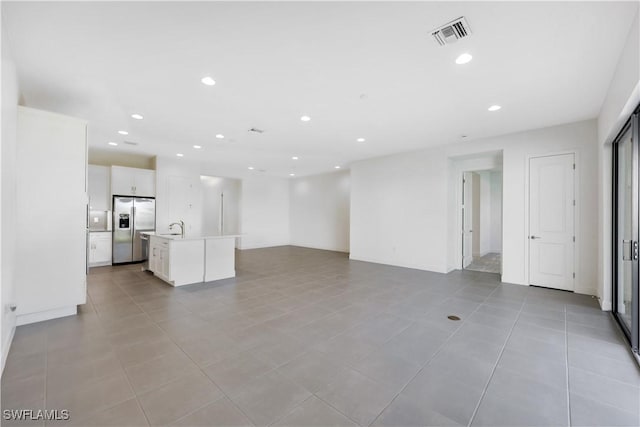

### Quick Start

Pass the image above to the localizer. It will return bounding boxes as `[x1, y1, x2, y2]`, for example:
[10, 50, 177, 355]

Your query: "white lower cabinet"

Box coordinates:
[89, 232, 112, 266]
[149, 236, 204, 286]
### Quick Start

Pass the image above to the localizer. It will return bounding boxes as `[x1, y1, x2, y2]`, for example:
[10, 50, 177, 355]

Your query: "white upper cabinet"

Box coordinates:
[111, 166, 156, 197]
[88, 165, 111, 210]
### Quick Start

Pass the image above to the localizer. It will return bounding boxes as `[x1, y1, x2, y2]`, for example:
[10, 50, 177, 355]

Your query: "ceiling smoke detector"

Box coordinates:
[431, 17, 472, 46]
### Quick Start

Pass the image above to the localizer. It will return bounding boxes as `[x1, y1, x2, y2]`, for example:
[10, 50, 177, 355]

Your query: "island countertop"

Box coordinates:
[142, 232, 241, 241]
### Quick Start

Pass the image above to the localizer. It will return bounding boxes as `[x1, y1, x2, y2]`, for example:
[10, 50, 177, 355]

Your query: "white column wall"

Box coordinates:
[1, 11, 19, 373]
[490, 171, 503, 253]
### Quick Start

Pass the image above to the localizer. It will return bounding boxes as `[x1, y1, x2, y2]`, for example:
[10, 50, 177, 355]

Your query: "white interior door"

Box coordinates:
[463, 172, 474, 268]
[529, 153, 575, 291]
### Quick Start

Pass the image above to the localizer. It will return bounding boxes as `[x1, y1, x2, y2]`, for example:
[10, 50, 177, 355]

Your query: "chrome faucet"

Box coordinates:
[169, 220, 185, 238]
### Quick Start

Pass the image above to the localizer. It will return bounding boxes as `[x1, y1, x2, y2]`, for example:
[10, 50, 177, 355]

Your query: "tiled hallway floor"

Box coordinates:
[2, 246, 639, 426]
[466, 253, 501, 274]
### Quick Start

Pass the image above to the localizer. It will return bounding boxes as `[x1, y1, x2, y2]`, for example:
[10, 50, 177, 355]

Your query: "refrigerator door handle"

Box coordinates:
[131, 204, 136, 237]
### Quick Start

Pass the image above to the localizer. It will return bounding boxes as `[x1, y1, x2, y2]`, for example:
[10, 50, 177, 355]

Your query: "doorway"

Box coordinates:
[462, 170, 503, 274]
[613, 107, 640, 351]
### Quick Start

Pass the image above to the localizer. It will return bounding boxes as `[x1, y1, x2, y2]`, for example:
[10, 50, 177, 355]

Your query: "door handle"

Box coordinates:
[530, 236, 541, 239]
[623, 240, 638, 261]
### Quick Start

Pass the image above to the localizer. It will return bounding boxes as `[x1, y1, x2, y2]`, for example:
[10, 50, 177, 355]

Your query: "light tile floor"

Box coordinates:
[466, 253, 501, 274]
[2, 246, 639, 426]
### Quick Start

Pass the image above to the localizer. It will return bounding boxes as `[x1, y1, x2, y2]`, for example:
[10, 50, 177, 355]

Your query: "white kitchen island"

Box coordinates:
[146, 233, 240, 286]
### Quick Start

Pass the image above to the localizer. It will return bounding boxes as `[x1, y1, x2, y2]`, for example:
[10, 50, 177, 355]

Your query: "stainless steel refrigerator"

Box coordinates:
[113, 196, 156, 264]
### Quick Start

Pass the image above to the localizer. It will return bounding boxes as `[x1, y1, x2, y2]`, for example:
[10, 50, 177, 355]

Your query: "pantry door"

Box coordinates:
[529, 153, 575, 291]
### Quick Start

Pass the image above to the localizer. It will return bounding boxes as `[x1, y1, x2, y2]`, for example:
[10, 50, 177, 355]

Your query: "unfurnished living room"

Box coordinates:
[1, 1, 639, 426]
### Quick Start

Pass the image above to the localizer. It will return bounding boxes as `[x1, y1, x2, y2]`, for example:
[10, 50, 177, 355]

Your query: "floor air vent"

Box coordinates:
[432, 17, 472, 46]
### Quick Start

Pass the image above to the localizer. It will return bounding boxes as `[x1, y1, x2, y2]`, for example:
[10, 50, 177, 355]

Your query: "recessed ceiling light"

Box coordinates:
[193, 145, 201, 149]
[455, 53, 473, 65]
[215, 134, 224, 139]
[248, 166, 254, 170]
[176, 153, 184, 157]
[357, 138, 366, 142]
[108, 142, 118, 146]
[201, 76, 216, 86]
[488, 105, 502, 112]
[118, 130, 128, 135]
[335, 166, 341, 169]
[289, 173, 296, 177]
[292, 156, 299, 160]
[131, 114, 143, 120]
[300, 116, 311, 122]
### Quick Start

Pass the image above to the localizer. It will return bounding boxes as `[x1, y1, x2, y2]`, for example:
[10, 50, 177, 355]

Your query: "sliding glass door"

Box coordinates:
[614, 108, 640, 352]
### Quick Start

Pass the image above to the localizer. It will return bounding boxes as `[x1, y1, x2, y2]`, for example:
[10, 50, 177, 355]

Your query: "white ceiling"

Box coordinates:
[3, 1, 637, 178]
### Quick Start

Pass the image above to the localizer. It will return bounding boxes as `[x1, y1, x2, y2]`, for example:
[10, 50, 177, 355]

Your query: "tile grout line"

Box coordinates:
[35, 258, 610, 426]
[113, 269, 270, 427]
[565, 305, 572, 427]
[165, 273, 387, 426]
[43, 321, 48, 422]
[112, 273, 233, 426]
[45, 273, 151, 426]
[466, 290, 528, 427]
[105, 274, 153, 427]
[263, 304, 418, 426]
[89, 270, 190, 425]
[367, 282, 505, 427]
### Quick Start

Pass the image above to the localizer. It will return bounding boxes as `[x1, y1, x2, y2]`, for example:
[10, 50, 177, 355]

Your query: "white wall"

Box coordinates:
[351, 120, 598, 296]
[471, 172, 481, 257]
[156, 159, 291, 250]
[201, 175, 241, 237]
[351, 146, 450, 272]
[239, 175, 290, 249]
[597, 11, 639, 311]
[1, 12, 19, 372]
[479, 171, 492, 256]
[290, 171, 350, 253]
[490, 171, 503, 253]
[451, 122, 598, 296]
[155, 156, 203, 237]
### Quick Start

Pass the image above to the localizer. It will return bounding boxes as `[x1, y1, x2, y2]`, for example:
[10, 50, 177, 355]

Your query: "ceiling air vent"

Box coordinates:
[431, 17, 472, 46]
[248, 128, 265, 134]
[123, 140, 139, 146]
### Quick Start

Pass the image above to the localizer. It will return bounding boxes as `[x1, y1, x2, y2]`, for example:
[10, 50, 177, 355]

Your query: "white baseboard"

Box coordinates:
[599, 299, 612, 311]
[500, 275, 527, 286]
[348, 254, 448, 274]
[16, 306, 77, 326]
[1, 324, 16, 375]
[289, 244, 349, 254]
[89, 261, 111, 267]
[237, 242, 290, 250]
